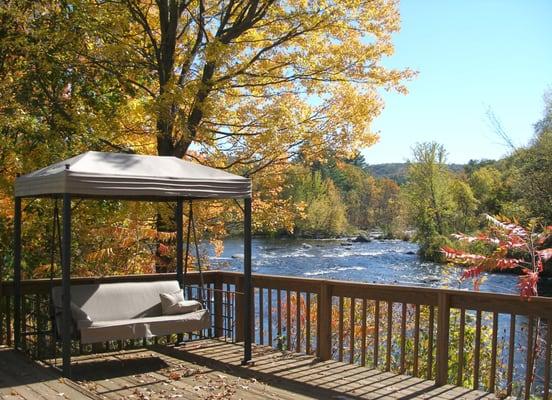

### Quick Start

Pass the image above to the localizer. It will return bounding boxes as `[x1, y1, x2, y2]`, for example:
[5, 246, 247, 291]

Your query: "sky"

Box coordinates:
[362, 0, 552, 165]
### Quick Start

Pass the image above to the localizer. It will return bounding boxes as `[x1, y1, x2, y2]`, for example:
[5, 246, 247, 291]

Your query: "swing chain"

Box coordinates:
[183, 200, 206, 305]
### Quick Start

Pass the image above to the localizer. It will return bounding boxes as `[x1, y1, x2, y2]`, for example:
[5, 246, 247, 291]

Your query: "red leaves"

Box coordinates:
[158, 243, 170, 256]
[442, 215, 551, 298]
[518, 271, 539, 298]
[484, 214, 528, 238]
[461, 266, 483, 280]
[494, 258, 524, 270]
[440, 246, 485, 264]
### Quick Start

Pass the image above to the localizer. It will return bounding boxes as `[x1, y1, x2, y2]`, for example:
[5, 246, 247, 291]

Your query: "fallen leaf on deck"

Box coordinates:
[169, 371, 181, 381]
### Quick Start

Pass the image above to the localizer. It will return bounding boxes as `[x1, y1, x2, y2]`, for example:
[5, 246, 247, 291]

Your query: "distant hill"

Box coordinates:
[365, 163, 465, 184]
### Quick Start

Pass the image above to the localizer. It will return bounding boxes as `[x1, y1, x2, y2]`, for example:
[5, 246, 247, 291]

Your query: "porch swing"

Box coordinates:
[48, 199, 211, 345]
[13, 151, 253, 377]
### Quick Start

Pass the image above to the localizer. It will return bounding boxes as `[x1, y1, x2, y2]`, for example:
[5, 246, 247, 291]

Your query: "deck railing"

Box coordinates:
[1, 271, 551, 399]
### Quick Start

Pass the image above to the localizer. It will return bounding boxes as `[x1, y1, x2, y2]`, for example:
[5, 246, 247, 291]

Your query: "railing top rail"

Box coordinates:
[0, 271, 218, 295]
[218, 271, 552, 316]
[2, 270, 551, 316]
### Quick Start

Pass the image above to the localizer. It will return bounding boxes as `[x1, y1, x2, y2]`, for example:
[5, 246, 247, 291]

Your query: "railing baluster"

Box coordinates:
[474, 310, 482, 390]
[209, 285, 215, 337]
[225, 289, 231, 341]
[268, 289, 273, 347]
[427, 305, 434, 380]
[374, 300, 380, 368]
[214, 276, 223, 338]
[277, 289, 282, 343]
[544, 319, 551, 400]
[7, 295, 11, 346]
[350, 297, 355, 364]
[296, 291, 301, 353]
[525, 316, 534, 400]
[306, 293, 311, 355]
[361, 298, 367, 366]
[235, 276, 244, 342]
[286, 289, 291, 351]
[259, 287, 264, 345]
[386, 301, 392, 371]
[457, 308, 465, 386]
[400, 303, 407, 374]
[318, 283, 332, 360]
[490, 311, 498, 393]
[413, 304, 420, 376]
[0, 295, 4, 346]
[436, 293, 450, 386]
[338, 296, 344, 362]
[507, 314, 516, 397]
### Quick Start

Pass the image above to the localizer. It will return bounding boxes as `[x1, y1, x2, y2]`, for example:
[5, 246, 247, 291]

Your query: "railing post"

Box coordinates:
[436, 292, 450, 386]
[61, 192, 72, 378]
[13, 196, 21, 350]
[235, 275, 244, 342]
[214, 273, 224, 338]
[317, 281, 332, 361]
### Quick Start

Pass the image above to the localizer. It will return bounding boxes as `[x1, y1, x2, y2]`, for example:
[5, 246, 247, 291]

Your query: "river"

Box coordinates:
[210, 237, 519, 295]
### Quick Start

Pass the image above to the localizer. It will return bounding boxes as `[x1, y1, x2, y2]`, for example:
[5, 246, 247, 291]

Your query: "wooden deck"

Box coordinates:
[0, 340, 510, 399]
[54, 339, 505, 400]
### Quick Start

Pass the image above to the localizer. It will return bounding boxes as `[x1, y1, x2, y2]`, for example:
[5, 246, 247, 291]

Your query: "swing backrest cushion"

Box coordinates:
[52, 280, 182, 322]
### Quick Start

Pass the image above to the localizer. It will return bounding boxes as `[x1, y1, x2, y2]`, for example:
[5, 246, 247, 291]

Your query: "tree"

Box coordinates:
[0, 0, 414, 278]
[510, 100, 552, 225]
[373, 178, 403, 237]
[450, 179, 478, 232]
[285, 168, 348, 237]
[334, 162, 377, 230]
[468, 166, 502, 216]
[67, 0, 413, 168]
[404, 142, 454, 260]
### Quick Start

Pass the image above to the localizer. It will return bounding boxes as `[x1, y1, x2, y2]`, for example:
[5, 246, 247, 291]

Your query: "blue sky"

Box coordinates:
[362, 0, 552, 164]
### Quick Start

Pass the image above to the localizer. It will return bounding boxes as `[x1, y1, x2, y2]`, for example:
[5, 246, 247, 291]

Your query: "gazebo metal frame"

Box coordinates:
[12, 152, 253, 377]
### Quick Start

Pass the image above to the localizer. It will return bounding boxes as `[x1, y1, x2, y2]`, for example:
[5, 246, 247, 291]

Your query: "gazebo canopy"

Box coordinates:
[15, 151, 251, 200]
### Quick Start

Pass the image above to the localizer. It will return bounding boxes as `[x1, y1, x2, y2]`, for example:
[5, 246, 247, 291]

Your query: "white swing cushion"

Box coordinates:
[52, 280, 210, 344]
[76, 310, 209, 344]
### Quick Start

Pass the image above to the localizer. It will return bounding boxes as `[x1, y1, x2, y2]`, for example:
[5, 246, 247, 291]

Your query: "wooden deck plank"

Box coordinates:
[0, 347, 95, 400]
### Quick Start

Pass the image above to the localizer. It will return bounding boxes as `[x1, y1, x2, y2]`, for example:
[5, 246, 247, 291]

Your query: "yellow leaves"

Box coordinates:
[85, 248, 115, 262]
[0, 196, 14, 220]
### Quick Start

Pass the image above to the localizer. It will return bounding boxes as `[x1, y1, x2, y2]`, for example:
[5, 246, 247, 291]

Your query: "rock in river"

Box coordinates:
[353, 233, 372, 243]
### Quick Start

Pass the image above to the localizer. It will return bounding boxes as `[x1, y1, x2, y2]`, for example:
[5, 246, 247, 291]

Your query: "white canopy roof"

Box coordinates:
[15, 151, 251, 200]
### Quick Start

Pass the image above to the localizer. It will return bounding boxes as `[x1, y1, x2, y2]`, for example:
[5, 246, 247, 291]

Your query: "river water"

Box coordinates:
[210, 237, 519, 295]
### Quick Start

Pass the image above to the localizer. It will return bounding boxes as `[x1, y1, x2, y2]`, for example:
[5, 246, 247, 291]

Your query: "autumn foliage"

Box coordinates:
[442, 215, 552, 297]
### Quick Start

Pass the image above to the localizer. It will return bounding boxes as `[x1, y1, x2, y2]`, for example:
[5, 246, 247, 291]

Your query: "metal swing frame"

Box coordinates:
[13, 195, 253, 378]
